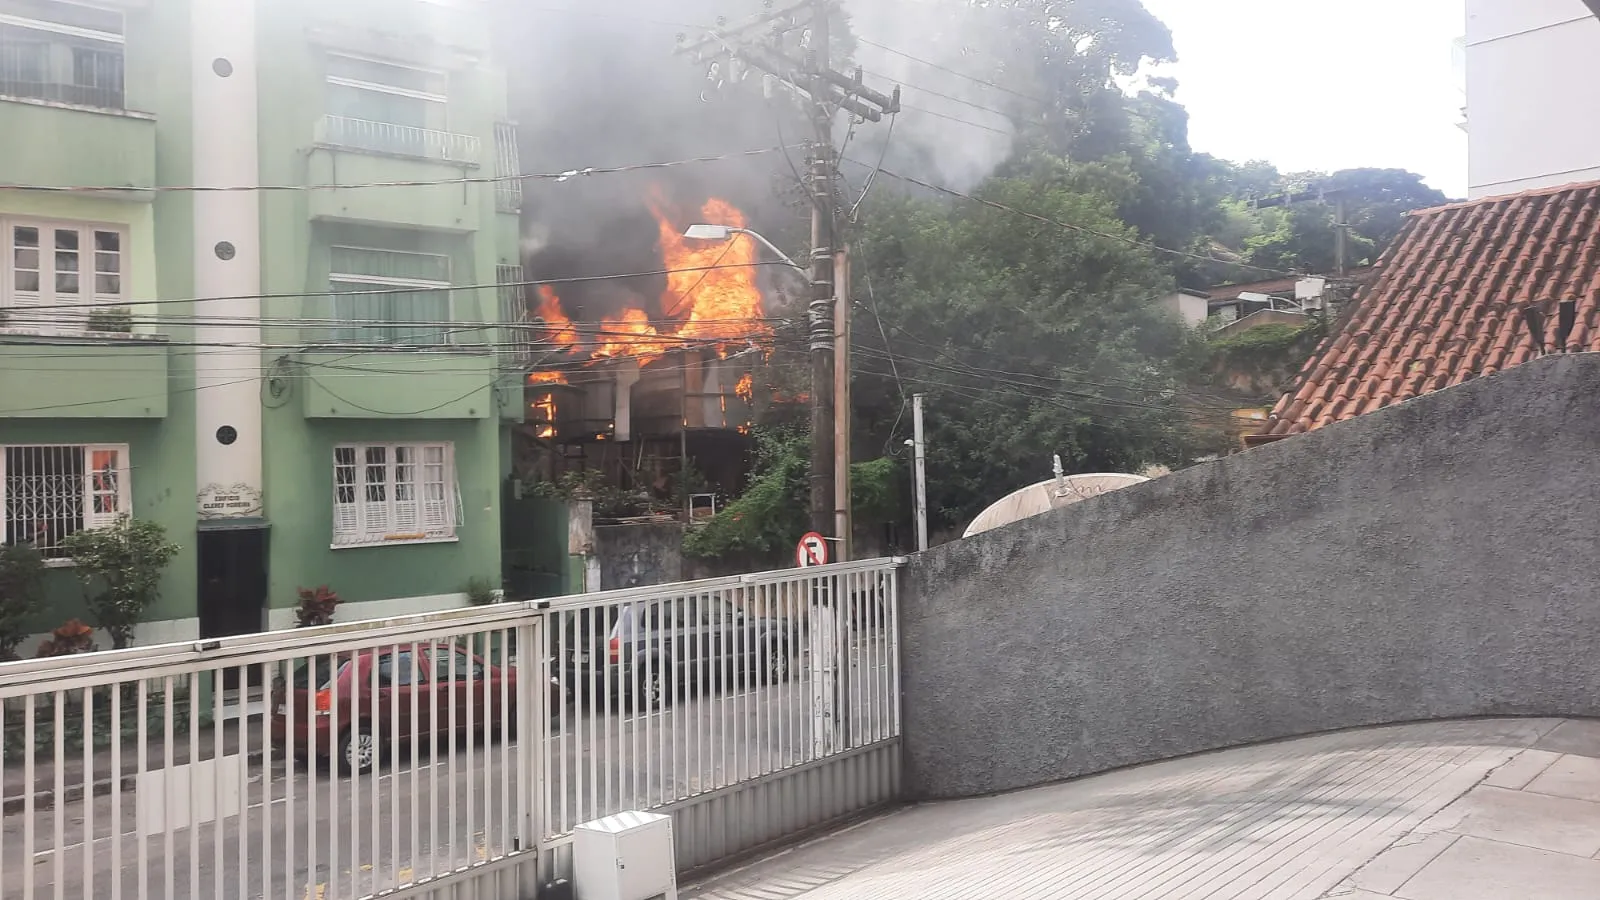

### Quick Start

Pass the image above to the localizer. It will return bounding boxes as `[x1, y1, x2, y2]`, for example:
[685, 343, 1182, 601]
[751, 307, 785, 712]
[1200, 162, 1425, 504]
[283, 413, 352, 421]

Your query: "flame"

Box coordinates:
[536, 286, 578, 350]
[594, 308, 673, 362]
[735, 372, 754, 403]
[530, 390, 558, 440]
[525, 193, 772, 380]
[653, 197, 768, 345]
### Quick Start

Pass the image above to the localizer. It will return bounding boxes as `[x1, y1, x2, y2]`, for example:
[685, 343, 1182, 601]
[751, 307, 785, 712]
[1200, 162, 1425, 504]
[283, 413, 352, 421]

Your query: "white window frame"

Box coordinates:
[1, 216, 129, 332]
[0, 442, 132, 563]
[331, 441, 458, 548]
[327, 244, 453, 344]
[325, 51, 447, 118]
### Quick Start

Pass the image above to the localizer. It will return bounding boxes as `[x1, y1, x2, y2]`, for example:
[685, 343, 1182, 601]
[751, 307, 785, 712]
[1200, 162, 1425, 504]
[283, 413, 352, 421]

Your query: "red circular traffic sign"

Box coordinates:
[796, 532, 829, 567]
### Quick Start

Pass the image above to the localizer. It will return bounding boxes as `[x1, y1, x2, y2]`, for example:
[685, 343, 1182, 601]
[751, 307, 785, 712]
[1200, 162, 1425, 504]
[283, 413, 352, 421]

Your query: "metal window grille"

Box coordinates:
[0, 4, 126, 111]
[494, 121, 522, 213]
[332, 442, 456, 546]
[325, 246, 452, 346]
[496, 263, 533, 366]
[0, 444, 130, 557]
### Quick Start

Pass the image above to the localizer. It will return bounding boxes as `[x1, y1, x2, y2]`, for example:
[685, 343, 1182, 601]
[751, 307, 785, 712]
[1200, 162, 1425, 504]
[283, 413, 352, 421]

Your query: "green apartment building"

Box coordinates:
[0, 0, 527, 651]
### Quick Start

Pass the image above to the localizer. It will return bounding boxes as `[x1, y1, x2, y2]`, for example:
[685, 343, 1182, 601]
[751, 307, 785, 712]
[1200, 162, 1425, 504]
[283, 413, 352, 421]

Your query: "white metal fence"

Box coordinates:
[0, 559, 901, 899]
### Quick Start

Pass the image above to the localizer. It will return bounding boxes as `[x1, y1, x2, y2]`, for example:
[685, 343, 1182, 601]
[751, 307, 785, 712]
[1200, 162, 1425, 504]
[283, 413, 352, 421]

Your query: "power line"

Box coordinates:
[0, 145, 802, 195]
[6, 259, 809, 314]
[854, 36, 1051, 108]
[896, 101, 1011, 136]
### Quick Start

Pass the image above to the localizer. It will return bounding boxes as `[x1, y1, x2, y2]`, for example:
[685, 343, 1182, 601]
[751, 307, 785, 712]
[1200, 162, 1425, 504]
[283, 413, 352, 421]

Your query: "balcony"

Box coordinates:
[309, 115, 484, 232]
[299, 349, 499, 420]
[0, 331, 168, 418]
[0, 96, 154, 195]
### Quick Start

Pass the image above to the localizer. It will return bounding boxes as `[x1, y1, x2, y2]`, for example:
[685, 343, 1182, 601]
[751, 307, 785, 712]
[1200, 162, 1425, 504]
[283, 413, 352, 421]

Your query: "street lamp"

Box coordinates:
[682, 224, 807, 274]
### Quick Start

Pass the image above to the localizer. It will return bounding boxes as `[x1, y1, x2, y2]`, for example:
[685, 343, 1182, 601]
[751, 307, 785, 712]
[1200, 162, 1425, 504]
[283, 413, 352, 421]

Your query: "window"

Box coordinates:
[0, 443, 130, 558]
[2, 218, 126, 331]
[321, 53, 474, 161]
[327, 245, 451, 345]
[493, 122, 521, 213]
[376, 651, 420, 686]
[0, 0, 125, 110]
[430, 646, 483, 682]
[332, 441, 457, 547]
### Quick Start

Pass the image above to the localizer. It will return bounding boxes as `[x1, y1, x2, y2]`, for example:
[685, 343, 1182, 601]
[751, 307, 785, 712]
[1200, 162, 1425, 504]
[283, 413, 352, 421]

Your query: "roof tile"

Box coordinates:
[1263, 179, 1600, 436]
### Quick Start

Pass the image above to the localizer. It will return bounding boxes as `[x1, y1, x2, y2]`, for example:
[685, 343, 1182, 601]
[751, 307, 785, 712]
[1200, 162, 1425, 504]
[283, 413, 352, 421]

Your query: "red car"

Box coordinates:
[270, 643, 556, 774]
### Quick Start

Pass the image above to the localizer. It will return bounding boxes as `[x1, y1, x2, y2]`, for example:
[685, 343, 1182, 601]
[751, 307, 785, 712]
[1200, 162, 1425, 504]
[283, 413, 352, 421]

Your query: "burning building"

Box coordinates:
[516, 193, 789, 515]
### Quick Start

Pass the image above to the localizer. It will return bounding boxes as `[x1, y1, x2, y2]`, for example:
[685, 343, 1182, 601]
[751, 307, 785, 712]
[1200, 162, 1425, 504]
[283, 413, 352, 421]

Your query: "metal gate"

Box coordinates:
[0, 558, 901, 899]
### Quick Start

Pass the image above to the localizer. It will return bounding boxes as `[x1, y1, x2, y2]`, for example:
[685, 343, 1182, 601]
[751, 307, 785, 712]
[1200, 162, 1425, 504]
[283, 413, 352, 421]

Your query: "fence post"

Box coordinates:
[515, 615, 542, 888]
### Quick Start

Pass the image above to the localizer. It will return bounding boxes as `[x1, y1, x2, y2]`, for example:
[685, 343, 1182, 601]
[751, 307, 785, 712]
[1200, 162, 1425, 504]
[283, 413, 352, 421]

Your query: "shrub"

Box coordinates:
[35, 619, 97, 657]
[61, 517, 180, 651]
[0, 542, 47, 660]
[295, 586, 340, 627]
[465, 577, 500, 606]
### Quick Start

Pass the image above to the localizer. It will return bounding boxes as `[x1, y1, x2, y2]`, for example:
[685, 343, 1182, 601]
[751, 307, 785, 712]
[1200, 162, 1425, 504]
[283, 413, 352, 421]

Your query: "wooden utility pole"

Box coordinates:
[677, 0, 899, 546]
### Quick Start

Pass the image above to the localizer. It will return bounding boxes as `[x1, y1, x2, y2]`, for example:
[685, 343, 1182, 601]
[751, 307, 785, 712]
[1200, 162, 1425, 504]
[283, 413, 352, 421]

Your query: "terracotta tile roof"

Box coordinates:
[1258, 179, 1600, 438]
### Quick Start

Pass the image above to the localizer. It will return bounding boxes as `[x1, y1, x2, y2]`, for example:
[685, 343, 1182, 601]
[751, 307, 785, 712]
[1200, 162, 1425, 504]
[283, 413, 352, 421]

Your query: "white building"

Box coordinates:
[1465, 0, 1600, 198]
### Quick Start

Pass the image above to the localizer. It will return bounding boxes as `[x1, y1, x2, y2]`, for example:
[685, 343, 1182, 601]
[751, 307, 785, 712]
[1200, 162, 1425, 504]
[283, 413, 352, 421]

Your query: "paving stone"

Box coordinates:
[1481, 749, 1560, 790]
[1429, 785, 1600, 857]
[1393, 835, 1600, 900]
[1533, 719, 1600, 759]
[1346, 833, 1460, 895]
[1524, 753, 1600, 803]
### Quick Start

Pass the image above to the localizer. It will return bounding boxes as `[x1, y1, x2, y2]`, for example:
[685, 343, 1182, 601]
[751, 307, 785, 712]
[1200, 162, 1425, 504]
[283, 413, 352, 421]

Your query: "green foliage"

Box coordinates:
[683, 427, 809, 559]
[682, 428, 904, 559]
[465, 576, 500, 606]
[60, 517, 179, 651]
[86, 306, 133, 334]
[295, 586, 340, 628]
[0, 542, 47, 661]
[528, 468, 674, 520]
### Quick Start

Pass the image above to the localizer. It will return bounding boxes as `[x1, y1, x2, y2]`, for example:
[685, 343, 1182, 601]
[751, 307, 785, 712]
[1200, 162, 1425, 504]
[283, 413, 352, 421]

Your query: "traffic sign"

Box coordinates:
[796, 532, 829, 567]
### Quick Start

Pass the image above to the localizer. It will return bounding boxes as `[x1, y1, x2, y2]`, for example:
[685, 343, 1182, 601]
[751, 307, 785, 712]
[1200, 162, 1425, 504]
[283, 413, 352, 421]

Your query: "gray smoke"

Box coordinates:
[492, 0, 1019, 316]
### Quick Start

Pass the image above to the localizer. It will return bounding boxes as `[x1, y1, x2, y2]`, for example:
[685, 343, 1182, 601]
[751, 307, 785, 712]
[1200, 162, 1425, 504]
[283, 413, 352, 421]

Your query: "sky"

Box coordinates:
[1139, 0, 1468, 197]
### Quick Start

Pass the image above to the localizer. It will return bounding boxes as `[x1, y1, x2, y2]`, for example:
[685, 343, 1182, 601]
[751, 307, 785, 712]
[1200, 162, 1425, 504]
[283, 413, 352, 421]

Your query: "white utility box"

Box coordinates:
[573, 810, 678, 900]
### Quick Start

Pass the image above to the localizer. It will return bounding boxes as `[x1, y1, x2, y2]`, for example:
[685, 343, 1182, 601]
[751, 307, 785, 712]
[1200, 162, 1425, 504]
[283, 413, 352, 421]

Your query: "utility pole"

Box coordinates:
[833, 245, 852, 559]
[911, 393, 928, 552]
[676, 0, 899, 547]
[1251, 187, 1351, 277]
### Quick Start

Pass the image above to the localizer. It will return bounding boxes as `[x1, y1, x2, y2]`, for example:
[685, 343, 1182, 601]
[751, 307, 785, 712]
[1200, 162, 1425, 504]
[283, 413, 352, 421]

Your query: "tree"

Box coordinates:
[0, 542, 47, 661]
[60, 517, 180, 651]
[847, 166, 1197, 532]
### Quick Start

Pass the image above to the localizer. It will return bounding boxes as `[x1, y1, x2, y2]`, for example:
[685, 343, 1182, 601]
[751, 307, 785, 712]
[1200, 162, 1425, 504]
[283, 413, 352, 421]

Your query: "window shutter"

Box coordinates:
[420, 444, 449, 534]
[332, 446, 359, 542]
[362, 445, 391, 536]
[393, 445, 421, 532]
[83, 445, 127, 529]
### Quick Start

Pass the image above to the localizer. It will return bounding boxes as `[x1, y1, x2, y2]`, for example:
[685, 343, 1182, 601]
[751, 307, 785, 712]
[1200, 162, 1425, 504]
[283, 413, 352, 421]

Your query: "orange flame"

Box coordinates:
[536, 286, 578, 350]
[735, 372, 754, 403]
[653, 197, 768, 345]
[525, 194, 771, 381]
[594, 307, 673, 362]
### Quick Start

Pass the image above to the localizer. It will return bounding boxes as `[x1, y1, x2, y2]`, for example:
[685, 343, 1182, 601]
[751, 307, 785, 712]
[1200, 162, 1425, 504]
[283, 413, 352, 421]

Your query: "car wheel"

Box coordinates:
[340, 726, 378, 775]
[636, 662, 670, 711]
[764, 645, 791, 683]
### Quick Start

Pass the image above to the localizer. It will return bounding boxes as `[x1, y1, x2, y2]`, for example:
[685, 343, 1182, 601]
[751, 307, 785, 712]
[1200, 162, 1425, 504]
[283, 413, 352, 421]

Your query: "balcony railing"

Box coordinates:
[315, 114, 481, 164]
[0, 31, 125, 112]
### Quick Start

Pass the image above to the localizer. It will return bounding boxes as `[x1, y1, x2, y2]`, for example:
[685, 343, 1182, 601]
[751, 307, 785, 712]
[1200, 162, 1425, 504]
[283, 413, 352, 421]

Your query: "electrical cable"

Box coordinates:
[849, 112, 896, 223]
[0, 145, 805, 195]
[853, 36, 1052, 107]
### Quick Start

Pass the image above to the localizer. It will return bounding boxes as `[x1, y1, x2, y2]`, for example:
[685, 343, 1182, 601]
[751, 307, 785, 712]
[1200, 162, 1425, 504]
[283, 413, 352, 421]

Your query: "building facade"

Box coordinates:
[1465, 0, 1600, 198]
[0, 0, 526, 650]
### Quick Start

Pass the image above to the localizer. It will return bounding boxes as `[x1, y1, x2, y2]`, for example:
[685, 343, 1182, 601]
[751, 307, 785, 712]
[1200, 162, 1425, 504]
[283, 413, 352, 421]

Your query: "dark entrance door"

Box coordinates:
[198, 527, 269, 688]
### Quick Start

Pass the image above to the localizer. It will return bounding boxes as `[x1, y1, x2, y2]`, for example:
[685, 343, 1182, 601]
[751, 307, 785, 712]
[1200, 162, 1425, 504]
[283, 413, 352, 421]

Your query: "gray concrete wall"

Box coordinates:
[595, 523, 685, 590]
[900, 354, 1600, 800]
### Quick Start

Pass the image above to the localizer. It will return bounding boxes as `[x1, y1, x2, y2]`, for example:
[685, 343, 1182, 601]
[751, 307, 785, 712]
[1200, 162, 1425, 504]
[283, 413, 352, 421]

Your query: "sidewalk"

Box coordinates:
[1, 703, 270, 814]
[683, 718, 1600, 900]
